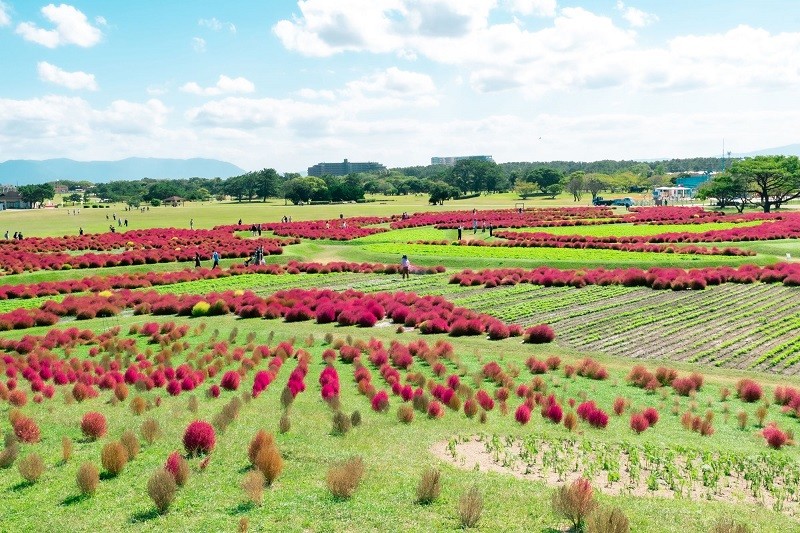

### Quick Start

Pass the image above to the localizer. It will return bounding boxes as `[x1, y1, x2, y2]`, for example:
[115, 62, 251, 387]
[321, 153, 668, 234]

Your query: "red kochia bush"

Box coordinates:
[642, 407, 659, 426]
[523, 324, 556, 344]
[736, 379, 763, 403]
[630, 413, 650, 434]
[13, 415, 41, 443]
[183, 420, 216, 456]
[80, 411, 108, 440]
[762, 424, 789, 449]
[371, 390, 389, 412]
[515, 404, 531, 424]
[220, 371, 241, 391]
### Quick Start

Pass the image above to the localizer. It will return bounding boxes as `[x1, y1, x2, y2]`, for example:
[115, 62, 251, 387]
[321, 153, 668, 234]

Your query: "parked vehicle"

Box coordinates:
[593, 196, 635, 207]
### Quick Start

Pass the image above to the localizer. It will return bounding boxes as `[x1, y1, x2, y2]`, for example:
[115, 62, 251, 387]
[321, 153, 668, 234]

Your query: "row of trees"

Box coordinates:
[697, 155, 800, 213]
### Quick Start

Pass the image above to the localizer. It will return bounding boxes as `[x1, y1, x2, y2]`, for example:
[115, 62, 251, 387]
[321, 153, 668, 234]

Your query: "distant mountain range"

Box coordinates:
[0, 158, 245, 184]
[731, 144, 800, 158]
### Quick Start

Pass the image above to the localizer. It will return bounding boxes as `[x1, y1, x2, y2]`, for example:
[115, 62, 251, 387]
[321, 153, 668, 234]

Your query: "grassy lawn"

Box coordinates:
[511, 220, 766, 237]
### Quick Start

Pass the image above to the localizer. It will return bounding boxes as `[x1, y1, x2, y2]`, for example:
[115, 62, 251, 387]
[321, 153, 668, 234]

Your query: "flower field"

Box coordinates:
[1, 202, 799, 531]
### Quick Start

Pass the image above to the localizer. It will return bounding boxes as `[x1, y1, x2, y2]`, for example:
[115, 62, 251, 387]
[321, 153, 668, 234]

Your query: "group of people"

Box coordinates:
[248, 224, 262, 236]
[244, 246, 266, 267]
[4, 231, 23, 240]
[194, 251, 221, 269]
[280, 216, 293, 223]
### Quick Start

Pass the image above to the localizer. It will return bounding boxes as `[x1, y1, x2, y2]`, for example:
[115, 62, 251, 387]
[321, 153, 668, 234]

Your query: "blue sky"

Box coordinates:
[1, 1, 799, 173]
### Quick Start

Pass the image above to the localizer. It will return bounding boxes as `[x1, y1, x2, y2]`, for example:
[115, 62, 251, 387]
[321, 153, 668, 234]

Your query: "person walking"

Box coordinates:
[400, 255, 410, 280]
[457, 226, 462, 240]
[194, 252, 201, 268]
[212, 250, 220, 269]
[190, 219, 194, 230]
[79, 227, 84, 236]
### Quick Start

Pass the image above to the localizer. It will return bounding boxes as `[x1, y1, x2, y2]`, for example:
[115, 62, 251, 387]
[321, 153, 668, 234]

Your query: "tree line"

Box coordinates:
[21, 156, 759, 208]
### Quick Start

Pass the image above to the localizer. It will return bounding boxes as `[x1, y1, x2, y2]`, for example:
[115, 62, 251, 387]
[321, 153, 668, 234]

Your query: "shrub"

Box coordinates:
[416, 468, 441, 504]
[736, 411, 748, 430]
[241, 470, 265, 506]
[371, 390, 389, 412]
[18, 452, 44, 483]
[523, 324, 556, 344]
[248, 430, 274, 465]
[255, 444, 283, 486]
[397, 404, 414, 424]
[327, 456, 364, 499]
[141, 418, 163, 444]
[552, 478, 596, 531]
[0, 441, 19, 468]
[131, 396, 147, 415]
[332, 411, 353, 434]
[165, 451, 190, 486]
[351, 410, 362, 427]
[191, 301, 211, 317]
[515, 404, 531, 424]
[183, 420, 216, 456]
[118, 430, 139, 460]
[76, 462, 99, 495]
[221, 371, 241, 391]
[587, 506, 630, 533]
[81, 412, 108, 440]
[101, 441, 128, 476]
[464, 399, 479, 418]
[458, 485, 483, 528]
[147, 468, 177, 514]
[563, 411, 577, 432]
[62, 436, 73, 463]
[613, 397, 627, 416]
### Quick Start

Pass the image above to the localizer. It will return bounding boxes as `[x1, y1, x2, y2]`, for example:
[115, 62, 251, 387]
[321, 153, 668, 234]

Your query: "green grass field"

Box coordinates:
[1, 199, 799, 532]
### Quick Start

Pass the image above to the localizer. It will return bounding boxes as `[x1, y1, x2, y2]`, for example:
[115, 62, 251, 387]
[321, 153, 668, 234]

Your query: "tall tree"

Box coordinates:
[255, 168, 280, 202]
[525, 167, 564, 193]
[730, 155, 800, 212]
[584, 175, 607, 200]
[696, 173, 749, 212]
[566, 171, 584, 202]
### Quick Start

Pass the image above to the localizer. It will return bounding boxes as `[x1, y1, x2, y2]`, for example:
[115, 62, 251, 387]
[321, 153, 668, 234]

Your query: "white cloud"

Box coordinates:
[0, 1, 11, 27]
[297, 88, 336, 100]
[16, 4, 102, 48]
[616, 1, 658, 28]
[199, 17, 236, 33]
[95, 15, 107, 26]
[146, 84, 169, 96]
[180, 75, 255, 96]
[37, 61, 98, 91]
[507, 0, 557, 17]
[192, 37, 206, 52]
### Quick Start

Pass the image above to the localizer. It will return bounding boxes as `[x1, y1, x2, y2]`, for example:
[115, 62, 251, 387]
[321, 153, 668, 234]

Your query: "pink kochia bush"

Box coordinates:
[371, 390, 389, 412]
[183, 420, 216, 456]
[736, 379, 763, 403]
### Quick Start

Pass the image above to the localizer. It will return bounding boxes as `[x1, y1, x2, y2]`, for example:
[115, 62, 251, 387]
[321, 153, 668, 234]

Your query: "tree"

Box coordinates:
[514, 182, 539, 200]
[67, 193, 83, 205]
[255, 168, 279, 202]
[696, 173, 749, 212]
[282, 177, 327, 205]
[584, 176, 607, 200]
[428, 181, 459, 205]
[451, 159, 504, 194]
[18, 184, 55, 208]
[525, 167, 564, 193]
[566, 172, 584, 202]
[730, 155, 800, 212]
[544, 183, 564, 199]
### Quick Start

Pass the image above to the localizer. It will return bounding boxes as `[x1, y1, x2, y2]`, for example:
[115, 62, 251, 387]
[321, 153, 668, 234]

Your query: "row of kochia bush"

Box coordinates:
[449, 262, 800, 290]
[217, 216, 391, 241]
[0, 227, 292, 274]
[0, 287, 540, 342]
[409, 238, 754, 256]
[389, 205, 781, 230]
[0, 261, 445, 302]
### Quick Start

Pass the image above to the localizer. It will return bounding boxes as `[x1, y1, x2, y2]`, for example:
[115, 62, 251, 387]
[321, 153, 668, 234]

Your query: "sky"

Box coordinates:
[1, 1, 800, 173]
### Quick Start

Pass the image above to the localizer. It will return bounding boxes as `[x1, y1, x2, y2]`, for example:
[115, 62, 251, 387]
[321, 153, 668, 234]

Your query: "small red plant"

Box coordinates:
[630, 413, 650, 434]
[515, 404, 531, 425]
[762, 424, 789, 449]
[642, 407, 659, 426]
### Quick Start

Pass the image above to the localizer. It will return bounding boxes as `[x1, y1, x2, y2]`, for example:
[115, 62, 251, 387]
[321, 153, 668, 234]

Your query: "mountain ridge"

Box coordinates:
[0, 157, 245, 184]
